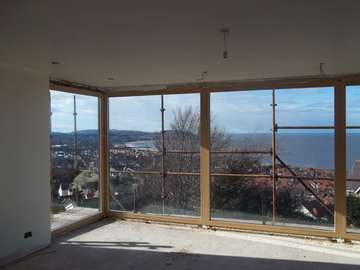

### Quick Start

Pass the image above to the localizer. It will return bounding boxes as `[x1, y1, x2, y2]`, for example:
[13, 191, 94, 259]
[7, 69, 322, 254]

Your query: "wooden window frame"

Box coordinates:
[50, 75, 360, 241]
[49, 83, 108, 237]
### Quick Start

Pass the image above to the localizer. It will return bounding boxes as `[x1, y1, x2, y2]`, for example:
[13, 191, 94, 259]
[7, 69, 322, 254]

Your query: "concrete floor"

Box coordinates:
[4, 219, 360, 270]
[51, 207, 99, 231]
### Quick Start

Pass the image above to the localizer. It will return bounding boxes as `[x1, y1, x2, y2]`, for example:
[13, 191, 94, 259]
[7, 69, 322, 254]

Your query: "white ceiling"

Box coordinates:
[1, 1, 360, 88]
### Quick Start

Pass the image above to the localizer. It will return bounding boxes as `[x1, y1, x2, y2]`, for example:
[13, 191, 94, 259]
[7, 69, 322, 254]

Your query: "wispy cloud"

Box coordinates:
[50, 90, 99, 132]
[51, 86, 345, 134]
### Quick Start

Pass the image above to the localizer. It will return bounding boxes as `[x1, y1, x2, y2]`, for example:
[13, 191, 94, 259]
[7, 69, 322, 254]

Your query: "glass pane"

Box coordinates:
[210, 90, 272, 172]
[164, 94, 200, 152]
[109, 174, 162, 214]
[164, 94, 200, 174]
[165, 153, 200, 174]
[277, 131, 334, 177]
[109, 173, 200, 217]
[109, 96, 161, 213]
[211, 176, 273, 224]
[346, 85, 360, 233]
[276, 178, 334, 229]
[109, 96, 161, 173]
[275, 87, 334, 229]
[109, 94, 200, 217]
[165, 175, 200, 217]
[163, 94, 200, 216]
[210, 90, 273, 223]
[276, 87, 334, 126]
[50, 91, 100, 231]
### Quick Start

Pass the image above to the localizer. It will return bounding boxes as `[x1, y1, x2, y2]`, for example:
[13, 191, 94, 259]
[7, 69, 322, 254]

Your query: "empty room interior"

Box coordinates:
[2, 1, 360, 269]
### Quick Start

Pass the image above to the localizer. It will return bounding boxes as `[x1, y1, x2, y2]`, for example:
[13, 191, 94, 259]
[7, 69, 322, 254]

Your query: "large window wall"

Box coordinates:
[50, 90, 101, 231]
[210, 90, 273, 224]
[51, 77, 360, 240]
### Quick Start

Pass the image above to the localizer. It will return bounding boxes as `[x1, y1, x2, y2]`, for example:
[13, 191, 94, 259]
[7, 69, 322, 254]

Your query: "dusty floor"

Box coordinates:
[51, 207, 99, 231]
[4, 219, 360, 270]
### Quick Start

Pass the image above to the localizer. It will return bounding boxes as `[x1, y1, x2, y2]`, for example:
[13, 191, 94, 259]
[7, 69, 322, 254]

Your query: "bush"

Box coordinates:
[347, 195, 360, 228]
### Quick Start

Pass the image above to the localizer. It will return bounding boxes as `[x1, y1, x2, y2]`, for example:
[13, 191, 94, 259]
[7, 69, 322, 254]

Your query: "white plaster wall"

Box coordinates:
[0, 65, 51, 265]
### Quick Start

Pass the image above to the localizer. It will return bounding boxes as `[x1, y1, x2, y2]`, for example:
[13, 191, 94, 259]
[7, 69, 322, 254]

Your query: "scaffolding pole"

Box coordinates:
[271, 89, 277, 225]
[160, 95, 166, 214]
[73, 95, 78, 170]
[276, 155, 334, 217]
[73, 95, 79, 206]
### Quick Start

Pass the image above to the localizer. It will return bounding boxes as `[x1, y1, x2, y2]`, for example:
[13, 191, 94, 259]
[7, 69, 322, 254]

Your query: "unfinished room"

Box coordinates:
[1, 1, 360, 269]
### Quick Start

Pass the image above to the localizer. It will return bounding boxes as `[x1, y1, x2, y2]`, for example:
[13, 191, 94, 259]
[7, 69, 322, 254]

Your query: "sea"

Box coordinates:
[124, 133, 360, 173]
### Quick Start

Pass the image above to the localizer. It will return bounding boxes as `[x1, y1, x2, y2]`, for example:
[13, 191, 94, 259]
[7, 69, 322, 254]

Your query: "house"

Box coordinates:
[347, 160, 360, 195]
[58, 184, 72, 198]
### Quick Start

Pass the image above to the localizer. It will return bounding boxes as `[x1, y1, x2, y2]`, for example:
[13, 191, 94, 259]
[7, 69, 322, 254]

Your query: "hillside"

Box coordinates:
[51, 129, 158, 146]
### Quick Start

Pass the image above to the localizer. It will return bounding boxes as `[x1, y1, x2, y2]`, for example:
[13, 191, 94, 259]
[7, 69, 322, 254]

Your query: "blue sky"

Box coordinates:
[50, 86, 360, 133]
[50, 90, 98, 132]
[347, 86, 360, 127]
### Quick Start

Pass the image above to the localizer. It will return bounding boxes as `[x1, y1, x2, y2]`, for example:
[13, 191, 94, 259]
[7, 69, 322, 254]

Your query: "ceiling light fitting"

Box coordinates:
[219, 28, 230, 59]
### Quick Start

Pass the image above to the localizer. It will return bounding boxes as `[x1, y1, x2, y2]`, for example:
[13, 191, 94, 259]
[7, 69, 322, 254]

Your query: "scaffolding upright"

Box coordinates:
[160, 95, 166, 214]
[73, 95, 78, 170]
[73, 95, 79, 206]
[271, 89, 277, 225]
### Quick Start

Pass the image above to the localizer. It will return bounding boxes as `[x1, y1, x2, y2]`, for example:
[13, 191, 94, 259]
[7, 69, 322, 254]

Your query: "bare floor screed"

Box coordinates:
[5, 220, 360, 270]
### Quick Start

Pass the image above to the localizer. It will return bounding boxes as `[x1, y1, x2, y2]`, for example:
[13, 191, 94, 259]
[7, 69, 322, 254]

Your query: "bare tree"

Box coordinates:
[155, 106, 234, 214]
